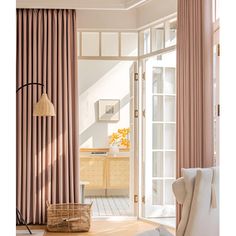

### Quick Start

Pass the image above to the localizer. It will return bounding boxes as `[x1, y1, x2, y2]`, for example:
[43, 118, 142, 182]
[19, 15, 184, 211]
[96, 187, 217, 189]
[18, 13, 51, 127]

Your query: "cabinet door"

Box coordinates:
[80, 157, 106, 189]
[107, 158, 130, 189]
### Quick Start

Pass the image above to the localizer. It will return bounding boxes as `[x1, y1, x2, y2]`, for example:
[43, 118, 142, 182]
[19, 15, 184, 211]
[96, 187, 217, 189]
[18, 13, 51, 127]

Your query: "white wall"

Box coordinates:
[77, 9, 137, 29]
[136, 0, 177, 28]
[79, 60, 134, 148]
[76, 0, 177, 30]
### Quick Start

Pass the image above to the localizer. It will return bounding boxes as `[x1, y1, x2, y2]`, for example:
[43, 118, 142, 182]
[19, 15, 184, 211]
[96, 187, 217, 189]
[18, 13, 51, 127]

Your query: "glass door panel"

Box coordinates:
[164, 96, 176, 122]
[153, 67, 163, 93]
[142, 51, 176, 219]
[152, 123, 164, 149]
[153, 96, 163, 121]
[165, 124, 176, 150]
[153, 151, 164, 177]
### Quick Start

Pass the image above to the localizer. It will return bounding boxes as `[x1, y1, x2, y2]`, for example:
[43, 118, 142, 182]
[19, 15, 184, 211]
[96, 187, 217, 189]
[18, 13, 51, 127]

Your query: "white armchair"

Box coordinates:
[136, 167, 219, 236]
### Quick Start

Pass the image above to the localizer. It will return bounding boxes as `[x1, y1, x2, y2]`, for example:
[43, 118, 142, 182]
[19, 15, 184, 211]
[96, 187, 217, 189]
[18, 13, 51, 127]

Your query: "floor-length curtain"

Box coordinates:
[176, 0, 213, 226]
[16, 9, 79, 224]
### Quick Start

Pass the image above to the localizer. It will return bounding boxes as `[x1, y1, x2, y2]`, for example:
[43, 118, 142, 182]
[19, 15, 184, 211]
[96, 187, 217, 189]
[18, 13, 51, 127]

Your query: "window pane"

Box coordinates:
[165, 19, 177, 47]
[165, 151, 176, 177]
[153, 95, 163, 121]
[153, 123, 163, 149]
[153, 67, 163, 93]
[101, 32, 119, 56]
[152, 180, 163, 205]
[139, 29, 150, 55]
[153, 151, 163, 177]
[164, 124, 176, 149]
[152, 23, 165, 51]
[82, 32, 99, 56]
[121, 33, 138, 56]
[164, 96, 176, 122]
[164, 68, 176, 94]
[165, 179, 175, 205]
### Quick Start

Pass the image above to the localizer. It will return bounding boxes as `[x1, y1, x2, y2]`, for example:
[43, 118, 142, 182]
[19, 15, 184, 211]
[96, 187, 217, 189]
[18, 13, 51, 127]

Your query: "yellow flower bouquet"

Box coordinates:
[109, 128, 131, 149]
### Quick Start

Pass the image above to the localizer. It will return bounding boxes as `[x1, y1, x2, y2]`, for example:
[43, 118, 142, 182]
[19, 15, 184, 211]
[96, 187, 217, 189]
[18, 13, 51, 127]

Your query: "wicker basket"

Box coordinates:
[47, 202, 92, 232]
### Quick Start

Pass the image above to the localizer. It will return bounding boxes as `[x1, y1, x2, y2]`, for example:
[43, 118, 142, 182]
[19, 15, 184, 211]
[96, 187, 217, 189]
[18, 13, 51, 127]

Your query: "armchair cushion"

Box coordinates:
[184, 168, 219, 236]
[136, 227, 173, 236]
[172, 177, 186, 204]
[184, 169, 212, 236]
[176, 168, 199, 236]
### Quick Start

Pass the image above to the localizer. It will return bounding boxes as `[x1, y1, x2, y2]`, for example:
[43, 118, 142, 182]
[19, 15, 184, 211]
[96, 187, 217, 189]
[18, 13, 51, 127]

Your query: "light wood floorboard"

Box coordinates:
[17, 220, 175, 236]
[85, 196, 131, 216]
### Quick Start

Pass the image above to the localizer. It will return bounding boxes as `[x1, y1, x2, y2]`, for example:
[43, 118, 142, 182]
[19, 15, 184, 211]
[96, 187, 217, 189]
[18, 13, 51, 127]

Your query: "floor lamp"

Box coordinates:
[16, 82, 55, 234]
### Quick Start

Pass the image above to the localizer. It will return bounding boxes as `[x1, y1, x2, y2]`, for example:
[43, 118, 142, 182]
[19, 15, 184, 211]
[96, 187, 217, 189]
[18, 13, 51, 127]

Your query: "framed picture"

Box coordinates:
[98, 99, 120, 121]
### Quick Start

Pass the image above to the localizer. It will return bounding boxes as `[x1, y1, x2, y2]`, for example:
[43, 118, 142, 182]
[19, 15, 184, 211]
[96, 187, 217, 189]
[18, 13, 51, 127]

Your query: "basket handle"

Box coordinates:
[46, 201, 50, 208]
[63, 217, 82, 222]
[49, 217, 81, 226]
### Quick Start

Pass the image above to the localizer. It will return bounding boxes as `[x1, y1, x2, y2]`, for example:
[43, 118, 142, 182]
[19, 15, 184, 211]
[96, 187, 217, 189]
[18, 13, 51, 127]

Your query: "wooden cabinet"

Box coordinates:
[80, 157, 106, 189]
[80, 156, 129, 191]
[107, 157, 129, 189]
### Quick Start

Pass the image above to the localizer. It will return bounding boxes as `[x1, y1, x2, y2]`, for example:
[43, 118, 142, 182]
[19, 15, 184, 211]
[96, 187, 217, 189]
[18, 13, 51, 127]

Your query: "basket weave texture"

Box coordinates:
[47, 203, 92, 232]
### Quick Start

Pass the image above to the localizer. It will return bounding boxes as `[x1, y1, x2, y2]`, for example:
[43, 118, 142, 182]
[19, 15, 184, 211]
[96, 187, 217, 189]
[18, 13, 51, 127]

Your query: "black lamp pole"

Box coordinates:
[16, 208, 32, 234]
[16, 83, 45, 235]
[16, 82, 44, 93]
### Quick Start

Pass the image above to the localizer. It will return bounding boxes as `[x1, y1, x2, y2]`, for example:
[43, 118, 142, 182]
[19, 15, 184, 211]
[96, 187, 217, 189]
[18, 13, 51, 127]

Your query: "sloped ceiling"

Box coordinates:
[16, 0, 150, 10]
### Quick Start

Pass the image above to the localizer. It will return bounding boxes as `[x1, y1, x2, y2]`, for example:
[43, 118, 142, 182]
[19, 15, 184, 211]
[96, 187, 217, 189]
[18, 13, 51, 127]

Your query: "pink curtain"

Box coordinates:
[16, 9, 79, 224]
[176, 0, 213, 225]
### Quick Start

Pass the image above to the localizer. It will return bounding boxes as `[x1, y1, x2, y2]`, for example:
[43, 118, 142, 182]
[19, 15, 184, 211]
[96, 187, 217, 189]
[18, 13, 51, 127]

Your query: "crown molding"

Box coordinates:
[16, 0, 150, 10]
[125, 0, 151, 10]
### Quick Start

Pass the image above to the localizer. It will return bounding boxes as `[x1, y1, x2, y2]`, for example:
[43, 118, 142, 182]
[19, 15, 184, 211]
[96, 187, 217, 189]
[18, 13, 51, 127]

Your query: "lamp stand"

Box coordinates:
[16, 208, 32, 234]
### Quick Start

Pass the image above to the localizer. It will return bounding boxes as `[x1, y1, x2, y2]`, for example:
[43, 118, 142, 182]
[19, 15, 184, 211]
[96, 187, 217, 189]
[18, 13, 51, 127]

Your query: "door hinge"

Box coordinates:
[134, 72, 139, 81]
[134, 194, 138, 203]
[217, 104, 220, 116]
[142, 72, 146, 81]
[142, 109, 146, 118]
[217, 44, 220, 57]
[142, 196, 145, 204]
[134, 109, 139, 118]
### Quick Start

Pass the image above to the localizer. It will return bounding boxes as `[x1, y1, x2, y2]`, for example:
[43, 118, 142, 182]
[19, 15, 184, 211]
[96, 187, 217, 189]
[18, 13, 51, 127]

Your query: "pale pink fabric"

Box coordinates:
[16, 9, 79, 224]
[176, 0, 213, 226]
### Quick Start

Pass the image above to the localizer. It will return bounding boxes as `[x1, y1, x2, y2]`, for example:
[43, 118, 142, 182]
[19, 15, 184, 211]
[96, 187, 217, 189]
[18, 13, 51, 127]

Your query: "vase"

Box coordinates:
[109, 145, 119, 157]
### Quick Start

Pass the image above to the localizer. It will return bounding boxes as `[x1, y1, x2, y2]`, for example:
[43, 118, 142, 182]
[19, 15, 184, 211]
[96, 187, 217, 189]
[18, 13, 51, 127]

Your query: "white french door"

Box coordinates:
[142, 51, 176, 218]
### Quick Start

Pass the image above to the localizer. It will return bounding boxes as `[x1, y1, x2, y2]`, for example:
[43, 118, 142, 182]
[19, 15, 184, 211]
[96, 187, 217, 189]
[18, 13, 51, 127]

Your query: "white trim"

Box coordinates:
[139, 46, 176, 59]
[78, 56, 137, 61]
[77, 45, 176, 61]
[77, 29, 138, 32]
[125, 0, 150, 10]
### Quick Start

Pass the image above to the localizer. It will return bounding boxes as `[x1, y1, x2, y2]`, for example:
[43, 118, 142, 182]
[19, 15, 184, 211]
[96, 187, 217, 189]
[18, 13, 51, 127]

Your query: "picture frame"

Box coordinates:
[98, 99, 120, 121]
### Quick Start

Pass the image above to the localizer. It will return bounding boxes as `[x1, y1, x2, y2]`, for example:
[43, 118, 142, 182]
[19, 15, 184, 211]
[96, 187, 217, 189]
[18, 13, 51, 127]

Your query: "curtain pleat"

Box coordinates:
[16, 9, 79, 224]
[176, 0, 213, 229]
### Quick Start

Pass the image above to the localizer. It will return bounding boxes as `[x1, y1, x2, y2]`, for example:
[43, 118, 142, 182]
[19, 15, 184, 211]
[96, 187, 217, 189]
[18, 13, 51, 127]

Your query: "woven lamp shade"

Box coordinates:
[33, 93, 55, 116]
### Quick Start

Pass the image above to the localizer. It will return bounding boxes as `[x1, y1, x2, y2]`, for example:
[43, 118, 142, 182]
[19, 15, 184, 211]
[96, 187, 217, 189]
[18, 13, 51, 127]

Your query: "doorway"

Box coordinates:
[78, 59, 138, 218]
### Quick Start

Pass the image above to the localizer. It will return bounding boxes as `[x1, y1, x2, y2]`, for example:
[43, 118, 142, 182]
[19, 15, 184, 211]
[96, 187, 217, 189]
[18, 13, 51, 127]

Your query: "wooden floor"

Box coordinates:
[17, 220, 175, 236]
[85, 196, 131, 216]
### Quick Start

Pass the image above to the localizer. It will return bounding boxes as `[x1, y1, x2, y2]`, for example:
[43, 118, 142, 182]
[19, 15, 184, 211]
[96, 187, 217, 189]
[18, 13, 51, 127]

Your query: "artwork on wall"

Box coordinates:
[98, 99, 120, 121]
